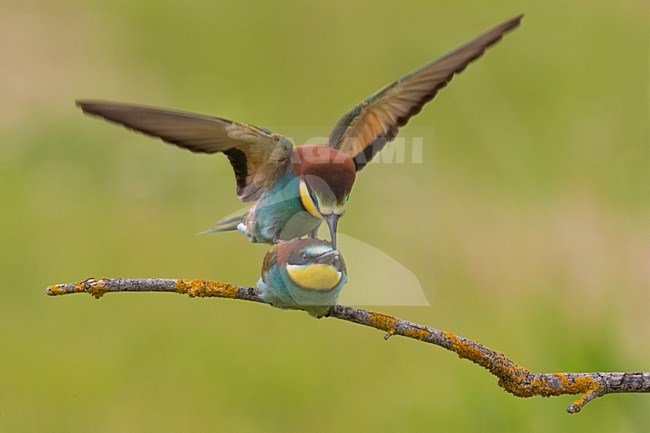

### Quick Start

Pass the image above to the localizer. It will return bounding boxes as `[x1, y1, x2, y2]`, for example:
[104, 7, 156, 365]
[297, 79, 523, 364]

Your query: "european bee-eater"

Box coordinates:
[77, 14, 522, 247]
[258, 238, 347, 316]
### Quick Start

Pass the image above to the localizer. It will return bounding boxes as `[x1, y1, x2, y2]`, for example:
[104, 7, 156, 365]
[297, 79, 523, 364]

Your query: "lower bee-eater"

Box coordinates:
[258, 238, 347, 317]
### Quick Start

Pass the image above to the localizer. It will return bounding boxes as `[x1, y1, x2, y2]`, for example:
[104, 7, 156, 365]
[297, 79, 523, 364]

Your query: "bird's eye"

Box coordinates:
[301, 252, 309, 261]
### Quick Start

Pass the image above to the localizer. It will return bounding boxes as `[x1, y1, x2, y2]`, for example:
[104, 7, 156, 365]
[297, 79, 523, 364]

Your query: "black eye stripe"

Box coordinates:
[289, 250, 310, 265]
[304, 181, 318, 201]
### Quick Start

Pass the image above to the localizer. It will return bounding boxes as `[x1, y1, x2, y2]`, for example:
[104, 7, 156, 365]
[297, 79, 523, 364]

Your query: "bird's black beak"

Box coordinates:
[325, 214, 339, 249]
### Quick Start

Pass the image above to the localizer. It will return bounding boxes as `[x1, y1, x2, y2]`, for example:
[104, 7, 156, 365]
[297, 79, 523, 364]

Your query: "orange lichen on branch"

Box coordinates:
[47, 284, 70, 296]
[497, 368, 539, 397]
[47, 279, 100, 297]
[404, 327, 431, 341]
[368, 312, 397, 334]
[554, 374, 600, 395]
[174, 279, 239, 298]
[86, 279, 109, 299]
[437, 328, 604, 404]
[501, 371, 600, 398]
[442, 330, 493, 368]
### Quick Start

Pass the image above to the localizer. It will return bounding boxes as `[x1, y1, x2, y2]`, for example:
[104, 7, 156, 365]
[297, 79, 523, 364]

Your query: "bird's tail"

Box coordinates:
[197, 208, 249, 235]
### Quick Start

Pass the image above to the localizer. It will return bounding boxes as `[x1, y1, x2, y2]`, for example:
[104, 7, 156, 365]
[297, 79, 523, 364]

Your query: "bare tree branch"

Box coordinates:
[47, 277, 649, 413]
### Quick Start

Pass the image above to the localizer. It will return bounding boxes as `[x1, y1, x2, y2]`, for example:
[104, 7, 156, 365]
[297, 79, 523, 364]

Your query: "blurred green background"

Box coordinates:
[1, 1, 648, 432]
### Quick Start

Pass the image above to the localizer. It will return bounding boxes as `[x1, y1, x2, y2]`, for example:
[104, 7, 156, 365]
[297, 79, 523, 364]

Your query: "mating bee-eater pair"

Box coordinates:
[78, 15, 523, 314]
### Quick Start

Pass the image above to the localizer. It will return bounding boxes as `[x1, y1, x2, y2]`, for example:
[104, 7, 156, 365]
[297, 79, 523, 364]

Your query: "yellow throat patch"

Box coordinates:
[286, 264, 342, 291]
[299, 181, 322, 219]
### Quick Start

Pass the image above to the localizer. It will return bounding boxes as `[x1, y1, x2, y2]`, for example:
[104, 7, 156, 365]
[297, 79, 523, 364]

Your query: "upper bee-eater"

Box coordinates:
[77, 14, 522, 248]
[258, 238, 347, 317]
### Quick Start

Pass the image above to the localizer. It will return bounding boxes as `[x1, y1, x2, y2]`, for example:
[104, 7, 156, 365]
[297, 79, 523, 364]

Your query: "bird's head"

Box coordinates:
[269, 238, 346, 292]
[293, 146, 356, 248]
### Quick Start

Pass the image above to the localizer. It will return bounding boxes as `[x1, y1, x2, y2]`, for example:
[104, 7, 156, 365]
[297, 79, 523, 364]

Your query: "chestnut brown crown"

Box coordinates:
[291, 145, 356, 205]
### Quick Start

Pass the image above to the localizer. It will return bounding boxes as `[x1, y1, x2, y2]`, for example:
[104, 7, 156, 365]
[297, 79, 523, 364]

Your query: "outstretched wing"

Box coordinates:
[326, 14, 523, 171]
[76, 100, 294, 202]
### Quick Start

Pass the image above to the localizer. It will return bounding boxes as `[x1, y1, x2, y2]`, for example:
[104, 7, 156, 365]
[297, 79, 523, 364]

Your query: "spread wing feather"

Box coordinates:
[327, 14, 523, 170]
[77, 101, 294, 202]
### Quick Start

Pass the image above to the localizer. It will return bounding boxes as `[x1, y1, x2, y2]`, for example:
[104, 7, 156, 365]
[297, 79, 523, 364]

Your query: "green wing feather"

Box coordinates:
[77, 101, 294, 202]
[327, 14, 523, 170]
